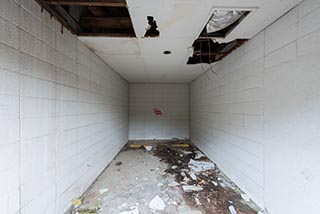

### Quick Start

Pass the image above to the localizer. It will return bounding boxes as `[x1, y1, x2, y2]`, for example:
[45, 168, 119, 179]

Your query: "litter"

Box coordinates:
[149, 196, 166, 211]
[198, 180, 206, 185]
[168, 181, 180, 187]
[130, 144, 142, 148]
[181, 151, 193, 155]
[171, 165, 178, 170]
[194, 151, 206, 159]
[99, 188, 109, 194]
[119, 207, 139, 214]
[172, 144, 189, 148]
[144, 145, 153, 151]
[195, 197, 202, 206]
[212, 181, 218, 186]
[241, 193, 250, 202]
[188, 159, 215, 173]
[228, 205, 237, 214]
[72, 198, 82, 208]
[189, 172, 197, 180]
[182, 185, 203, 192]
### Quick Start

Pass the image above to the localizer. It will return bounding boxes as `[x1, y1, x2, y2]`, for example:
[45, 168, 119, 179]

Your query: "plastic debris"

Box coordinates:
[241, 193, 250, 202]
[72, 198, 82, 208]
[149, 196, 166, 211]
[182, 185, 203, 192]
[119, 207, 139, 214]
[212, 181, 218, 186]
[195, 197, 202, 206]
[171, 165, 178, 170]
[194, 151, 206, 159]
[228, 205, 237, 214]
[144, 145, 153, 151]
[189, 173, 197, 180]
[168, 181, 180, 187]
[181, 150, 193, 155]
[99, 188, 109, 194]
[188, 159, 215, 173]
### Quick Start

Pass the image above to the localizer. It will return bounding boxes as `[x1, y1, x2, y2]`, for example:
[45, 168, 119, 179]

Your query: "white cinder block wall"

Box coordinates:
[0, 0, 128, 213]
[190, 0, 320, 213]
[129, 84, 189, 140]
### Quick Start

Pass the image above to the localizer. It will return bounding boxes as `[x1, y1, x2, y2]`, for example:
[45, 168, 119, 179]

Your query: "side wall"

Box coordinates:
[0, 0, 129, 213]
[190, 0, 320, 213]
[129, 84, 189, 140]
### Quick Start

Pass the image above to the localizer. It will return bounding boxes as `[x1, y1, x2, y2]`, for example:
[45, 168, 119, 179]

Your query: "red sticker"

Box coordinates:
[153, 108, 163, 115]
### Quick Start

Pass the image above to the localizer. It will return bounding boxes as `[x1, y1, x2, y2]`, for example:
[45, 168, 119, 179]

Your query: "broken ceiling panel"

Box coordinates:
[187, 39, 246, 64]
[35, 0, 136, 37]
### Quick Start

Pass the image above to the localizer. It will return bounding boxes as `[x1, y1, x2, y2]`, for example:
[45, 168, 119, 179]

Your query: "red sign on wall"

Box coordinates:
[153, 108, 163, 116]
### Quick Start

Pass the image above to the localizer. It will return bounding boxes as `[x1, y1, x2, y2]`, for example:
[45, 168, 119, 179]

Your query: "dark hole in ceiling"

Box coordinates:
[35, 0, 136, 37]
[187, 39, 247, 64]
[144, 16, 160, 37]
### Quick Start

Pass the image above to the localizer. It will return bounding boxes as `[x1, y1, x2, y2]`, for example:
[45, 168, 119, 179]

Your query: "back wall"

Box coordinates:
[129, 83, 189, 140]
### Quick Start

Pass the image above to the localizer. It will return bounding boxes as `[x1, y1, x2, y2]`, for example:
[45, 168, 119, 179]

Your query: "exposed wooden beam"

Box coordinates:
[79, 32, 135, 37]
[53, 5, 83, 33]
[80, 17, 132, 29]
[88, 6, 109, 17]
[34, 0, 78, 34]
[45, 0, 127, 7]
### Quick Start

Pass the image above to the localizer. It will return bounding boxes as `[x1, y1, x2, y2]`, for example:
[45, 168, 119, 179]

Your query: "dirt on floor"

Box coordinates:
[67, 140, 261, 214]
[152, 141, 259, 214]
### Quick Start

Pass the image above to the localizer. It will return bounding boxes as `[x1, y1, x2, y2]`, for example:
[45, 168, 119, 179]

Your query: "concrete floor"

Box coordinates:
[68, 141, 260, 214]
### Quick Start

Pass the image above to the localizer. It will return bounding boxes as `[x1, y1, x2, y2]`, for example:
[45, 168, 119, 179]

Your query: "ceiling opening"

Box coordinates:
[35, 0, 136, 37]
[187, 39, 247, 64]
[200, 10, 250, 39]
[144, 16, 160, 37]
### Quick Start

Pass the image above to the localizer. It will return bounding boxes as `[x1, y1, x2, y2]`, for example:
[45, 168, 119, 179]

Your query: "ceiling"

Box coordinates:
[79, 0, 302, 83]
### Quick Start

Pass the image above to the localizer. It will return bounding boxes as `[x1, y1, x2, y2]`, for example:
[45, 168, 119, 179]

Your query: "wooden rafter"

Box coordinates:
[44, 0, 127, 7]
[80, 17, 132, 29]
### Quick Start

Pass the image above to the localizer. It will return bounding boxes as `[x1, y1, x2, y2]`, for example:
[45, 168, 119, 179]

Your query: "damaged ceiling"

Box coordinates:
[37, 0, 303, 83]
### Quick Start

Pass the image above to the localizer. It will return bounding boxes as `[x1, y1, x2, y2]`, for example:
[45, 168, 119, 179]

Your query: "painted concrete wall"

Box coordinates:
[129, 84, 189, 140]
[190, 0, 320, 213]
[0, 0, 129, 213]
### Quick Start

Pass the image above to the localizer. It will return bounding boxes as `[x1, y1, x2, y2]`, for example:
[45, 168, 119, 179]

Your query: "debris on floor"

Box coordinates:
[182, 185, 204, 192]
[68, 140, 260, 214]
[143, 145, 153, 151]
[99, 188, 109, 195]
[130, 144, 142, 148]
[188, 159, 215, 173]
[149, 195, 166, 211]
[153, 141, 259, 214]
[72, 198, 82, 209]
[118, 207, 140, 214]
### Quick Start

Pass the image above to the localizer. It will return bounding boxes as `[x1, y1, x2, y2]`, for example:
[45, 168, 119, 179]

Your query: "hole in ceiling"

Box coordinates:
[34, 0, 136, 37]
[163, 50, 172, 55]
[200, 10, 250, 38]
[144, 16, 160, 37]
[187, 39, 247, 64]
[186, 9, 249, 65]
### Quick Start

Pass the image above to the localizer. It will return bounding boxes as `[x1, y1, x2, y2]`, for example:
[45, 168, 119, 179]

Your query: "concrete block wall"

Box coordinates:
[190, 0, 320, 213]
[0, 0, 129, 213]
[129, 84, 189, 140]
